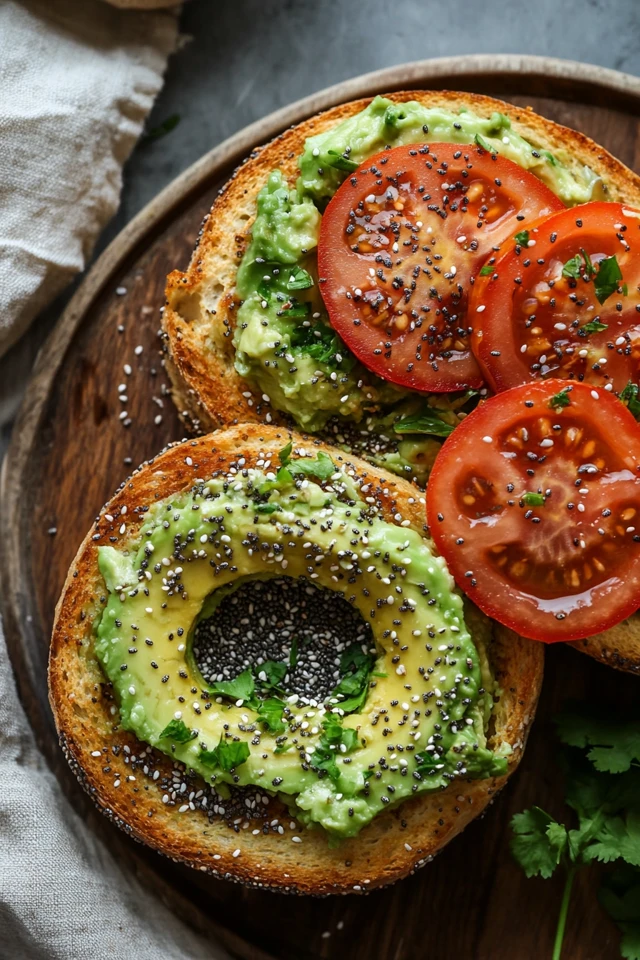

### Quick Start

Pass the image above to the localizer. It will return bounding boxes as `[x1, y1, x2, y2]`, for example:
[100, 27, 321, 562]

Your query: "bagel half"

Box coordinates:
[162, 90, 640, 675]
[49, 423, 543, 894]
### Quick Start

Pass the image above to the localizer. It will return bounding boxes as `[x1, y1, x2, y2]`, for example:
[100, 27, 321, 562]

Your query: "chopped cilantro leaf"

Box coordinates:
[256, 502, 281, 514]
[327, 149, 358, 172]
[210, 668, 255, 704]
[286, 266, 314, 291]
[311, 717, 360, 783]
[562, 249, 596, 281]
[289, 321, 351, 371]
[288, 451, 336, 481]
[278, 441, 292, 465]
[158, 719, 196, 743]
[514, 230, 530, 247]
[562, 253, 583, 280]
[620, 381, 640, 420]
[199, 737, 250, 772]
[581, 320, 608, 335]
[479, 264, 495, 276]
[393, 412, 454, 438]
[327, 643, 375, 714]
[549, 387, 571, 409]
[594, 254, 623, 305]
[522, 492, 545, 506]
[289, 637, 298, 669]
[258, 660, 288, 691]
[256, 697, 286, 734]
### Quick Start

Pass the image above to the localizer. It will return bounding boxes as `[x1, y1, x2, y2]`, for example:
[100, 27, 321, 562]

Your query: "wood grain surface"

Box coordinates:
[3, 57, 640, 960]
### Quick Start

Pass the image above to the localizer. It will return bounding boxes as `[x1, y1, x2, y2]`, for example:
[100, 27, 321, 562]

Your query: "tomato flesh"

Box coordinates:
[317, 143, 564, 393]
[426, 379, 640, 642]
[471, 202, 640, 395]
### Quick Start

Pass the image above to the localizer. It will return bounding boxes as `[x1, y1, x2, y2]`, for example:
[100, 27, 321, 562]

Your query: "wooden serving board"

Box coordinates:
[3, 56, 640, 960]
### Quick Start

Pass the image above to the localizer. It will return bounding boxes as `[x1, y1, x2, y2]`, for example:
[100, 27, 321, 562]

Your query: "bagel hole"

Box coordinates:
[192, 576, 374, 704]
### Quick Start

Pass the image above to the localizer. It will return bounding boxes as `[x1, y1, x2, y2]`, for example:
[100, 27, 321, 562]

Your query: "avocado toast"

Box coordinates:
[49, 424, 543, 892]
[162, 90, 640, 671]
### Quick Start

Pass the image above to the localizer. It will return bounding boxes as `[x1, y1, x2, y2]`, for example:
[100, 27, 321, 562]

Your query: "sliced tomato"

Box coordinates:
[471, 201, 640, 395]
[317, 143, 564, 393]
[426, 379, 640, 642]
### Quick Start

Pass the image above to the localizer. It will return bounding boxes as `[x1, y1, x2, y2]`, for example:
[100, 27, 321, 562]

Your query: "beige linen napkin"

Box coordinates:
[0, 0, 177, 357]
[0, 2, 230, 957]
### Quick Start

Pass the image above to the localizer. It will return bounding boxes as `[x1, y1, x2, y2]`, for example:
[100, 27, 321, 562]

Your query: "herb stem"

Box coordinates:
[552, 866, 576, 960]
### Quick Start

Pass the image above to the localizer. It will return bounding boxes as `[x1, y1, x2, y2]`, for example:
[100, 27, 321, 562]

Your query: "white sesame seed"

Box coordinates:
[482, 435, 493, 443]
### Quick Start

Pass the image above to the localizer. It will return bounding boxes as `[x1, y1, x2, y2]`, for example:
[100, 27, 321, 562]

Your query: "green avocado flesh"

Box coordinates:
[95, 452, 508, 838]
[232, 96, 603, 478]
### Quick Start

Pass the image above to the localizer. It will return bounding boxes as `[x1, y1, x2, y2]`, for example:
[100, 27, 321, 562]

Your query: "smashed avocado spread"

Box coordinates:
[94, 449, 507, 838]
[232, 96, 603, 472]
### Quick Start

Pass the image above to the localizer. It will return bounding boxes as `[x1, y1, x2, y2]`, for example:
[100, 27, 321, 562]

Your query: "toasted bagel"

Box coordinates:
[162, 91, 640, 675]
[49, 423, 543, 894]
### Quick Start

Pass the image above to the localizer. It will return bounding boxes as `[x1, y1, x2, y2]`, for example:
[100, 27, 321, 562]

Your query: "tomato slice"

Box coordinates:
[471, 201, 640, 395]
[317, 143, 564, 393]
[426, 379, 640, 642]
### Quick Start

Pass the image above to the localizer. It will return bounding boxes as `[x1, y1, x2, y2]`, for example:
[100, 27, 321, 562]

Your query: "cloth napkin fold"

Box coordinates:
[0, 2, 229, 957]
[0, 0, 177, 357]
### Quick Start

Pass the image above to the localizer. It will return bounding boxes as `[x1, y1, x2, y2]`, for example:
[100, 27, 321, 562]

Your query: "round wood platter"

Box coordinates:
[3, 55, 640, 960]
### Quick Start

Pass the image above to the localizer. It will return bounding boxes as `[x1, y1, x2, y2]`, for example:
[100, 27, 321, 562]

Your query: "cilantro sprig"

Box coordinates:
[511, 706, 640, 959]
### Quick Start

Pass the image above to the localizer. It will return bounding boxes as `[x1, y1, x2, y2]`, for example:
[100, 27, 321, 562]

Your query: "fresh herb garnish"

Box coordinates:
[287, 451, 336, 482]
[278, 441, 292, 465]
[258, 660, 288, 691]
[286, 266, 314, 291]
[511, 706, 640, 960]
[158, 719, 197, 743]
[414, 749, 441, 778]
[327, 643, 375, 714]
[311, 716, 360, 783]
[210, 668, 255, 704]
[620, 381, 640, 420]
[289, 637, 298, 669]
[326, 149, 358, 173]
[256, 502, 281, 514]
[142, 113, 181, 143]
[474, 133, 495, 153]
[514, 230, 530, 247]
[595, 255, 624, 305]
[562, 249, 596, 281]
[199, 737, 250, 772]
[393, 412, 454, 438]
[581, 320, 609, 335]
[522, 492, 545, 507]
[256, 697, 287, 734]
[549, 388, 571, 409]
[289, 321, 351, 371]
[480, 264, 495, 276]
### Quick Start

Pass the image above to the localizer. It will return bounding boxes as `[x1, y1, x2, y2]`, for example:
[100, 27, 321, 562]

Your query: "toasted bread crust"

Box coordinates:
[49, 423, 543, 894]
[163, 91, 640, 675]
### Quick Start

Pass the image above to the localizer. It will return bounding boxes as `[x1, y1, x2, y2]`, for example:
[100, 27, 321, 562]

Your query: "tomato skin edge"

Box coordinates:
[425, 379, 640, 644]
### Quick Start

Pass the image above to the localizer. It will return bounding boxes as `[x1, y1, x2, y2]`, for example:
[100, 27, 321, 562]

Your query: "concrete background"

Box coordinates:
[2, 0, 640, 446]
